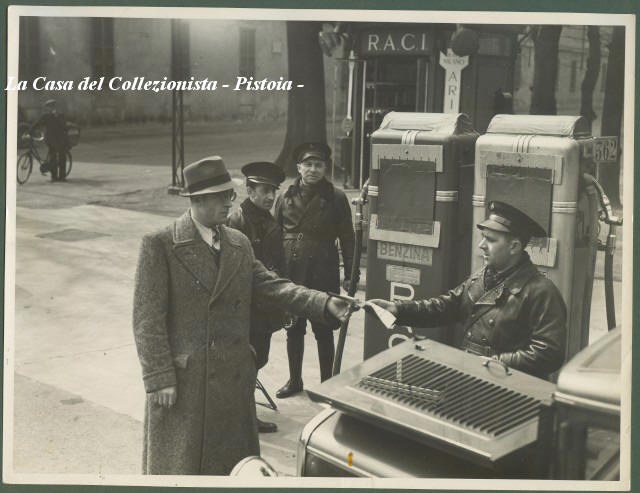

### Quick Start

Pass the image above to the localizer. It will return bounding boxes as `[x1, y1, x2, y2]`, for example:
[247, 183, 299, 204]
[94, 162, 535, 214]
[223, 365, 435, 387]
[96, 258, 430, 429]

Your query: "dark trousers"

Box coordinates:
[48, 147, 67, 181]
[286, 317, 335, 382]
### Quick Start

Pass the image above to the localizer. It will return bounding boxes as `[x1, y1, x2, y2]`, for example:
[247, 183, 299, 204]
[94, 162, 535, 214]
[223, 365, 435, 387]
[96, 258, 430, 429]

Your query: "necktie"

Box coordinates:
[211, 226, 220, 251]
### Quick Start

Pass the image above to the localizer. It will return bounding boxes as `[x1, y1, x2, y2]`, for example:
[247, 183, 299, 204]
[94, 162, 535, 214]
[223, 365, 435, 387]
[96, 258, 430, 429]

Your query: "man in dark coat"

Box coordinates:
[32, 99, 69, 181]
[227, 161, 286, 433]
[274, 143, 359, 398]
[133, 156, 355, 475]
[368, 201, 567, 380]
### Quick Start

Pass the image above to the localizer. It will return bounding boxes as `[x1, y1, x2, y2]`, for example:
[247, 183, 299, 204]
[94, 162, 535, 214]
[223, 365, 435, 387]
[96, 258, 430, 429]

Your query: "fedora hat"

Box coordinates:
[180, 156, 238, 196]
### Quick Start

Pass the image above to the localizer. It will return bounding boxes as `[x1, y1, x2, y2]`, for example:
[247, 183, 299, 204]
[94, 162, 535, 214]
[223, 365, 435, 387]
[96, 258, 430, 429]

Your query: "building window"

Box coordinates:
[600, 62, 607, 92]
[171, 19, 190, 80]
[239, 28, 256, 78]
[91, 18, 114, 79]
[19, 17, 41, 82]
[570, 60, 577, 92]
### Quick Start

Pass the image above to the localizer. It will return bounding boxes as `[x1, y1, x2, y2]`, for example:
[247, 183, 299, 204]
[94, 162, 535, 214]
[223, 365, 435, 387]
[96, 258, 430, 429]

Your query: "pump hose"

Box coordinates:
[582, 173, 623, 331]
[332, 180, 368, 377]
[604, 234, 616, 330]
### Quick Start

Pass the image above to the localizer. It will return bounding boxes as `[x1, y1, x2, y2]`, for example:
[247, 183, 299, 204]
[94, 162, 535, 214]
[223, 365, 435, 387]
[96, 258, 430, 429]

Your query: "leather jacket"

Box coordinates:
[395, 254, 567, 379]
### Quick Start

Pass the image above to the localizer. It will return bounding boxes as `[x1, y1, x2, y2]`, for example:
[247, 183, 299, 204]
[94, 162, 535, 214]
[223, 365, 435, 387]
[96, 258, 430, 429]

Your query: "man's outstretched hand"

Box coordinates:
[327, 295, 361, 323]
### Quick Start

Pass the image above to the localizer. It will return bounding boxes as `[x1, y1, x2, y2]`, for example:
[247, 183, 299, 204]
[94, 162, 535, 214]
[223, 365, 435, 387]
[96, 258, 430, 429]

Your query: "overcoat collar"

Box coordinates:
[284, 176, 334, 202]
[172, 211, 244, 301]
[240, 199, 280, 238]
[282, 177, 333, 229]
[468, 255, 539, 306]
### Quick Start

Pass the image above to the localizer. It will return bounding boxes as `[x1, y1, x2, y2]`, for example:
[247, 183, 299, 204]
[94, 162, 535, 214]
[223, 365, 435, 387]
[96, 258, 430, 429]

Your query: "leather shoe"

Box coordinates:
[257, 418, 278, 433]
[275, 380, 303, 399]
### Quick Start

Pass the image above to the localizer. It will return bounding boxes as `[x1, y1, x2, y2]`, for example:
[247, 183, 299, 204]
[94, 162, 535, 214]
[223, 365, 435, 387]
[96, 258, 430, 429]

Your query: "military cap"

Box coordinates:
[43, 99, 57, 108]
[241, 161, 285, 188]
[293, 142, 331, 163]
[478, 201, 547, 242]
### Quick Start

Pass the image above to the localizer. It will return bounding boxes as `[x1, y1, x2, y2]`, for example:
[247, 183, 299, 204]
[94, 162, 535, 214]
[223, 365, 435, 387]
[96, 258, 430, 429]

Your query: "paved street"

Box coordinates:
[7, 124, 623, 479]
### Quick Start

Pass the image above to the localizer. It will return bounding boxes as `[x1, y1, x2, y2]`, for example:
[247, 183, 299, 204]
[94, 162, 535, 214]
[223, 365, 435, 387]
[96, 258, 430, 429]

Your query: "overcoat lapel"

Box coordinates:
[283, 178, 330, 230]
[172, 212, 217, 294]
[210, 225, 244, 304]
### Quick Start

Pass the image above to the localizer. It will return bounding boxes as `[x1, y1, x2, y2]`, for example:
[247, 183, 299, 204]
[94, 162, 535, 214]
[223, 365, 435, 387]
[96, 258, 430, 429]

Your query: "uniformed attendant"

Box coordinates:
[368, 201, 567, 380]
[227, 161, 286, 433]
[275, 142, 359, 398]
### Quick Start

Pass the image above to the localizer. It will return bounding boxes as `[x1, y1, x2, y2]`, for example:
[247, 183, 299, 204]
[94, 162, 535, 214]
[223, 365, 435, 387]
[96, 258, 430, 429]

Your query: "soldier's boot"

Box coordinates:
[317, 335, 335, 382]
[276, 335, 304, 398]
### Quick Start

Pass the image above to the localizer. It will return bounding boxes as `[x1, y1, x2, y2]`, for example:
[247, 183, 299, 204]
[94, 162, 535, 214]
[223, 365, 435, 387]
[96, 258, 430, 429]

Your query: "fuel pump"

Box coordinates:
[363, 112, 479, 358]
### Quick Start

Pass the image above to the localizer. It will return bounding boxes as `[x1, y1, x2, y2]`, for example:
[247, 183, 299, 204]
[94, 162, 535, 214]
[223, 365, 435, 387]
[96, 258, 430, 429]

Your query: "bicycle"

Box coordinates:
[17, 132, 73, 185]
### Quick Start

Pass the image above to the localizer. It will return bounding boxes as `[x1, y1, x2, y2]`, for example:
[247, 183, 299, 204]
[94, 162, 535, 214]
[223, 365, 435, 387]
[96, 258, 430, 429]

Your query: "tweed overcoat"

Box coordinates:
[394, 255, 567, 379]
[133, 211, 329, 475]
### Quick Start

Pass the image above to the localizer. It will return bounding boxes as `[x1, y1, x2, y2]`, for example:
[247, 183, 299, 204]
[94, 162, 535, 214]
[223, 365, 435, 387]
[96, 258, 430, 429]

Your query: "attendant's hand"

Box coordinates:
[151, 385, 177, 408]
[364, 299, 399, 316]
[327, 296, 360, 323]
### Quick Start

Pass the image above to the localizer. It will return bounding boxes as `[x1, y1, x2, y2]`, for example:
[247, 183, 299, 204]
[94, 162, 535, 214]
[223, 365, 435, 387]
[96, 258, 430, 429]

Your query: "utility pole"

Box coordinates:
[168, 19, 189, 194]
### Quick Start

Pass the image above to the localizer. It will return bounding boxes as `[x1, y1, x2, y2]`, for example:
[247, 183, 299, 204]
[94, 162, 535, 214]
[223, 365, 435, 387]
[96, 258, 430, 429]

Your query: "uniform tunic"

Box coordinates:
[227, 199, 287, 367]
[395, 254, 567, 379]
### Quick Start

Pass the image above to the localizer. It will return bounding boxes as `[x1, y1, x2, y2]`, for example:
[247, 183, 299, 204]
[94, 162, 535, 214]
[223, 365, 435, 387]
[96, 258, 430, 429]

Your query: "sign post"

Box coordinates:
[439, 49, 469, 114]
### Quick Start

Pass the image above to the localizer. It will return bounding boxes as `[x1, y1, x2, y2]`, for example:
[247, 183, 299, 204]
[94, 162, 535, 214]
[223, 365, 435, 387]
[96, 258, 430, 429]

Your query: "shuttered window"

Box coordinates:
[239, 28, 256, 78]
[91, 18, 114, 79]
[19, 17, 41, 82]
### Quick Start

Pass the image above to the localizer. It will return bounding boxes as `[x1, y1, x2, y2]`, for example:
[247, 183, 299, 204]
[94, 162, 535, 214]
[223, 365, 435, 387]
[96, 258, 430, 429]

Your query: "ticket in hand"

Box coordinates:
[364, 301, 397, 329]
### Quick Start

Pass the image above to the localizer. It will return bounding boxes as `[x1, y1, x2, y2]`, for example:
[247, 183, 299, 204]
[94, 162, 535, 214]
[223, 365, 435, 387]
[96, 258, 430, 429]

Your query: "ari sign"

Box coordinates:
[439, 49, 469, 113]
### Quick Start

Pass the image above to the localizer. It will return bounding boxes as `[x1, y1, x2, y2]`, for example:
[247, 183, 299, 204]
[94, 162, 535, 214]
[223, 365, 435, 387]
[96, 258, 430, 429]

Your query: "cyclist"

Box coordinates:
[32, 99, 69, 182]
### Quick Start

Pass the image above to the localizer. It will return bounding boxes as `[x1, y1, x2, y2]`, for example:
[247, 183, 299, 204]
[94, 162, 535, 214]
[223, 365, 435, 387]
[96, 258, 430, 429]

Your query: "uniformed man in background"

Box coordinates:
[275, 142, 359, 398]
[227, 161, 286, 433]
[368, 201, 567, 380]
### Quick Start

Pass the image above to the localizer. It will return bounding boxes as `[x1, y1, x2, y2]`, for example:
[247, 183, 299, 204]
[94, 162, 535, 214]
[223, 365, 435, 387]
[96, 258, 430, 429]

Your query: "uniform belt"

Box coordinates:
[461, 339, 494, 357]
[283, 232, 334, 242]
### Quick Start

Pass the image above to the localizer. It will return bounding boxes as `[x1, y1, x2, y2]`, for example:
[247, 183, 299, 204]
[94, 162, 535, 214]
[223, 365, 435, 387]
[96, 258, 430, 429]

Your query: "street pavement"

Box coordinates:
[8, 135, 623, 479]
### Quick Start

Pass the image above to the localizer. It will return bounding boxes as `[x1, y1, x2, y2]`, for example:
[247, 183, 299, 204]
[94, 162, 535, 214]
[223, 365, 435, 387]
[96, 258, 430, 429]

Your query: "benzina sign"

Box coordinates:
[361, 30, 432, 55]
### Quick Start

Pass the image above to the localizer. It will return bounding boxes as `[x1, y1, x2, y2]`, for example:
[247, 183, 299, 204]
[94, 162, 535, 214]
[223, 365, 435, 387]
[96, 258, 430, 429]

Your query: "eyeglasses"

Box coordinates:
[218, 190, 237, 202]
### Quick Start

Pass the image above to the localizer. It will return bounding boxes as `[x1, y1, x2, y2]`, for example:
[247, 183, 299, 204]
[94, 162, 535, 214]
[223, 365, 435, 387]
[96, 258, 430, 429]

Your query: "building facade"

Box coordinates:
[18, 18, 613, 138]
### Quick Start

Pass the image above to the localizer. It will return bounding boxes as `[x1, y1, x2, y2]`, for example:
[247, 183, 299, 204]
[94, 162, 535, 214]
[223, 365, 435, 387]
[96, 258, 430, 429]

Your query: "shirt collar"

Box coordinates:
[190, 210, 220, 250]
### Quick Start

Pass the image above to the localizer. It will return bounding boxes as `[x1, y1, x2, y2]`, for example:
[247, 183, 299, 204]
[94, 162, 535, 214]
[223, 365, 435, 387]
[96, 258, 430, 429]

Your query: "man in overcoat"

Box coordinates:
[274, 142, 359, 398]
[133, 156, 354, 475]
[227, 161, 286, 433]
[368, 201, 567, 380]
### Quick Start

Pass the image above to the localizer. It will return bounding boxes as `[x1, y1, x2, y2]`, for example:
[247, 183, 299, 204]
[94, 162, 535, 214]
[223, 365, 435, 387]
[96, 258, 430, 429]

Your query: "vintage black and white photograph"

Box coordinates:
[3, 4, 634, 489]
